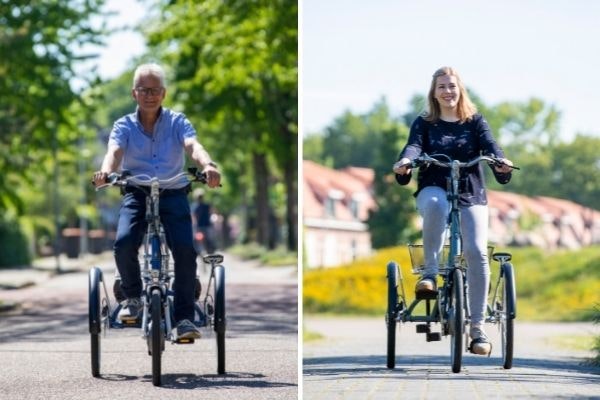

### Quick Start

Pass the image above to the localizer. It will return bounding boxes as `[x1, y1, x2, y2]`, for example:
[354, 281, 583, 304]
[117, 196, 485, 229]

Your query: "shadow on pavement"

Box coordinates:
[303, 354, 600, 383]
[227, 283, 298, 336]
[0, 281, 298, 343]
[97, 371, 297, 390]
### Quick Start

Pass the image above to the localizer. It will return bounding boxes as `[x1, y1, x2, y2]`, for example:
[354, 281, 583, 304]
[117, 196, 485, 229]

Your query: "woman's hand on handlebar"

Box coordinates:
[493, 158, 514, 174]
[393, 158, 412, 175]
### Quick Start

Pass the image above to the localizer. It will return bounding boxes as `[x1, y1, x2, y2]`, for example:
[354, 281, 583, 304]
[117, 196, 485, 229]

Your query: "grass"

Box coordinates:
[547, 334, 596, 352]
[303, 245, 600, 322]
[303, 326, 324, 342]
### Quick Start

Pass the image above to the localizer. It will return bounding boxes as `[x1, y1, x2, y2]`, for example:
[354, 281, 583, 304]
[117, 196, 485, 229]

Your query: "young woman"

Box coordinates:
[393, 66, 513, 355]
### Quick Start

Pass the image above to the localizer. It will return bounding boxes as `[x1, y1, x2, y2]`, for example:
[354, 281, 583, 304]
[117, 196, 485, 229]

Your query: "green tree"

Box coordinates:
[0, 0, 106, 211]
[550, 135, 600, 210]
[146, 0, 297, 250]
[368, 123, 417, 248]
[0, 1, 106, 265]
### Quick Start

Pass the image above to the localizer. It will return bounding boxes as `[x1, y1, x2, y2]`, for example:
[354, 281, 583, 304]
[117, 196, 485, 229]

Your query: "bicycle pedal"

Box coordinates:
[175, 338, 195, 344]
[426, 332, 441, 342]
[416, 324, 430, 334]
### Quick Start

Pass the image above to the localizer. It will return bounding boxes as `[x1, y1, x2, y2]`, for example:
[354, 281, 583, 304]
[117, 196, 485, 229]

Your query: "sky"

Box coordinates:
[75, 0, 146, 84]
[302, 0, 600, 141]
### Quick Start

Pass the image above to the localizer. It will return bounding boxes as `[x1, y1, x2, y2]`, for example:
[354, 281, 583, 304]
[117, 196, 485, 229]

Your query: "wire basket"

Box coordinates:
[407, 244, 494, 275]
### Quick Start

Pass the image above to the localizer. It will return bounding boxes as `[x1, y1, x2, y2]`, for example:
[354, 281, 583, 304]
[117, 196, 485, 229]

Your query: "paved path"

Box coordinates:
[303, 316, 600, 399]
[0, 252, 298, 400]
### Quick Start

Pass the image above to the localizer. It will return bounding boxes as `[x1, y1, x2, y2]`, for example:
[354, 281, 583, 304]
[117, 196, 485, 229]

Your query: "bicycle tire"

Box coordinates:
[214, 265, 226, 375]
[450, 268, 464, 373]
[386, 262, 399, 369]
[88, 267, 103, 377]
[150, 289, 162, 386]
[501, 262, 516, 369]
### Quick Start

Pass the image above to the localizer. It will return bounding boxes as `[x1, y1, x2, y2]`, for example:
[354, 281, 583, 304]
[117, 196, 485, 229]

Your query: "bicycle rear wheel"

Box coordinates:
[450, 268, 464, 373]
[500, 262, 516, 369]
[150, 289, 163, 386]
[386, 262, 399, 369]
[213, 265, 226, 375]
[88, 267, 103, 377]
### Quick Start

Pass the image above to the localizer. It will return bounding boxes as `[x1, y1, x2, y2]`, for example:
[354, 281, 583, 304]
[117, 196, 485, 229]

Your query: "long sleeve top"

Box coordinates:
[396, 114, 511, 206]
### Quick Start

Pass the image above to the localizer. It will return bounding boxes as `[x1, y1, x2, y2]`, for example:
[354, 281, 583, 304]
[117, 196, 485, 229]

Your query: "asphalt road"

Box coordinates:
[0, 254, 298, 400]
[303, 316, 600, 400]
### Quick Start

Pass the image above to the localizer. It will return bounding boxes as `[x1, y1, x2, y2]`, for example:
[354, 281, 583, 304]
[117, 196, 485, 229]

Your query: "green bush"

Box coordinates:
[304, 246, 600, 322]
[0, 215, 31, 268]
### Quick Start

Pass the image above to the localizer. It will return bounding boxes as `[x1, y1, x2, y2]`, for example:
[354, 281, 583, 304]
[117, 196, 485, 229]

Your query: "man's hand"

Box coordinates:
[92, 171, 109, 187]
[203, 164, 221, 188]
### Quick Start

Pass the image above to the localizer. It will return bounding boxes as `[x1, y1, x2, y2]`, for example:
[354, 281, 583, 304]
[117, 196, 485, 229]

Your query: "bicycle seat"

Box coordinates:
[492, 252, 512, 262]
[203, 254, 224, 265]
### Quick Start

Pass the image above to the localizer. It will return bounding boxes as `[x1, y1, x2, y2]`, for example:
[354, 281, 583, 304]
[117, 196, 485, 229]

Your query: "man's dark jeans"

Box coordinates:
[114, 189, 197, 323]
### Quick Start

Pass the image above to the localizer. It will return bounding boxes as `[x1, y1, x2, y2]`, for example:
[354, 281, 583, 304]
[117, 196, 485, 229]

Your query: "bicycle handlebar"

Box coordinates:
[401, 153, 520, 171]
[94, 168, 209, 191]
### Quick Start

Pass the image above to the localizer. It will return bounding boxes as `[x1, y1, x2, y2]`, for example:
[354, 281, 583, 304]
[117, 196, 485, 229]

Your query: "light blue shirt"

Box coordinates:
[108, 107, 197, 189]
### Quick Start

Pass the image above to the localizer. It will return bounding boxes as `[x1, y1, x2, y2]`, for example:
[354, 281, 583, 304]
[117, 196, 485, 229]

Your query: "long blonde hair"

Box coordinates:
[423, 66, 477, 123]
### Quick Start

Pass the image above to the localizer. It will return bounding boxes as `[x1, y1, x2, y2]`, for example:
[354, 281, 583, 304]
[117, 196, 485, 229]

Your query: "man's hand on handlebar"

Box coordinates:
[92, 171, 110, 187]
[202, 164, 221, 188]
[393, 158, 412, 175]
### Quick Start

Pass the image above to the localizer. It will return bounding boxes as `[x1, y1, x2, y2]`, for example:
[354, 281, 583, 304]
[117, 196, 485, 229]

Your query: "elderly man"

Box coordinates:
[93, 63, 221, 339]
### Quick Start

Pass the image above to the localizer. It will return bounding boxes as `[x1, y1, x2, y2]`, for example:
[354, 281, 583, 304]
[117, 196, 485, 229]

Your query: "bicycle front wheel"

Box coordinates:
[386, 262, 399, 369]
[500, 262, 516, 369]
[150, 289, 163, 386]
[450, 268, 464, 373]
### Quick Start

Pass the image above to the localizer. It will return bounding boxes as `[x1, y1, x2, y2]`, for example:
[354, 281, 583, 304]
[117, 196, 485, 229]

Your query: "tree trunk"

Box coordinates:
[253, 152, 270, 248]
[284, 154, 297, 251]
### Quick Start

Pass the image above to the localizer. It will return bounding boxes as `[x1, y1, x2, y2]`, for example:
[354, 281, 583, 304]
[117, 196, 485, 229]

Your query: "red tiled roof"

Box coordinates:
[303, 160, 376, 222]
[304, 160, 600, 248]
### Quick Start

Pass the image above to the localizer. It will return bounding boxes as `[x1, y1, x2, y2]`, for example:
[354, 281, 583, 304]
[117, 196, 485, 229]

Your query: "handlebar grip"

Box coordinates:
[106, 172, 121, 183]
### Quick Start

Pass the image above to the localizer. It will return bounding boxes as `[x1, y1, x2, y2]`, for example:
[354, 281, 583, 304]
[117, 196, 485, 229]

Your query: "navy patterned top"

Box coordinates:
[396, 114, 511, 206]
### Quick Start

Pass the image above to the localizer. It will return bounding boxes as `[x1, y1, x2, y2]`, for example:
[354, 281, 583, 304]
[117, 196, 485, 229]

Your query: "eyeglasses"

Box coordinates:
[134, 87, 164, 96]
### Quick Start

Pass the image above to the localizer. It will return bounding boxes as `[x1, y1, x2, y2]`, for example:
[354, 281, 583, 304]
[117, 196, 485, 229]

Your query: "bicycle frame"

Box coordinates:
[397, 154, 511, 325]
[139, 178, 175, 339]
[396, 158, 467, 326]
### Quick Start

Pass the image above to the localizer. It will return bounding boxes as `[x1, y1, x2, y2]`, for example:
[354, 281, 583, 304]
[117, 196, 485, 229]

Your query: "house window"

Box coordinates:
[325, 198, 335, 217]
[350, 199, 359, 219]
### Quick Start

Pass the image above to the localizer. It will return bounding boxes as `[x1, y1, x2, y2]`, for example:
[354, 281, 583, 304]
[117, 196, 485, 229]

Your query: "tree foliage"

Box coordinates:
[0, 0, 106, 212]
[145, 0, 298, 249]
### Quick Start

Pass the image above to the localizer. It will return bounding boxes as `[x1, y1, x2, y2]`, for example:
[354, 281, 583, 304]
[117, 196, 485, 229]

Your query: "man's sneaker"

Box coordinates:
[415, 276, 437, 298]
[176, 319, 201, 339]
[118, 297, 142, 323]
[469, 326, 492, 356]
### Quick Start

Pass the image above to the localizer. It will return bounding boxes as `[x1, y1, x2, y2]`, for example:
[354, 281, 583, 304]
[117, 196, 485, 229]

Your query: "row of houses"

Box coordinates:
[303, 160, 600, 268]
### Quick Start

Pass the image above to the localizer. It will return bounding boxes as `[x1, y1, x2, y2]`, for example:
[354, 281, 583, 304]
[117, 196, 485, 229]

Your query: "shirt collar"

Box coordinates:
[133, 106, 164, 123]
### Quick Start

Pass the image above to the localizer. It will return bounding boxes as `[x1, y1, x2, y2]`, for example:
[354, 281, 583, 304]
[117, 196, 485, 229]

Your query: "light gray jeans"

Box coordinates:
[416, 186, 490, 327]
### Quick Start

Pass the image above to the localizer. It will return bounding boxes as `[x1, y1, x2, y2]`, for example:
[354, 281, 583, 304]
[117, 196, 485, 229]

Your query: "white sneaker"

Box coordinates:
[469, 326, 492, 355]
[118, 297, 142, 322]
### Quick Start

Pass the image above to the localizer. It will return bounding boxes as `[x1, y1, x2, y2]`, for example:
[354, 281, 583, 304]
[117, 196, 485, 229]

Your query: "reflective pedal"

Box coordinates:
[175, 338, 195, 344]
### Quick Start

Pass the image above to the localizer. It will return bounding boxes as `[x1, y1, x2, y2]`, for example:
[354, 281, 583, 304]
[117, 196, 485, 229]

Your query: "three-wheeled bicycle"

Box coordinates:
[386, 154, 517, 373]
[88, 168, 226, 386]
